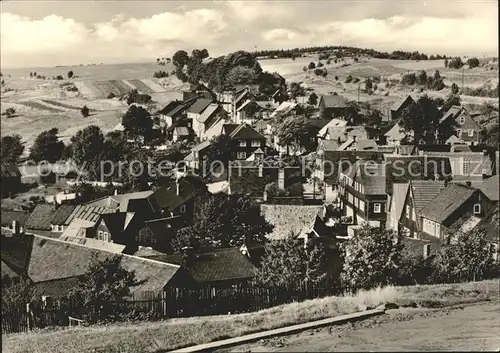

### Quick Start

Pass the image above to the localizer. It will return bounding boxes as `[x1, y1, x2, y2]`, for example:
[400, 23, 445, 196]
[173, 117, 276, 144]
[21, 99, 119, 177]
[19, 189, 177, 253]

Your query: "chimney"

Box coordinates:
[263, 190, 268, 202]
[466, 181, 472, 187]
[352, 135, 357, 142]
[114, 189, 119, 196]
[278, 168, 285, 190]
[176, 179, 180, 196]
[12, 220, 19, 235]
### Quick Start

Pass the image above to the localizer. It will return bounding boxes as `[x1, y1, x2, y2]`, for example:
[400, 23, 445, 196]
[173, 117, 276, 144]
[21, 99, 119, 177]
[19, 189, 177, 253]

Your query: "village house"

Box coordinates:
[318, 94, 347, 119]
[419, 183, 495, 244]
[183, 140, 213, 171]
[1, 163, 22, 197]
[235, 99, 264, 125]
[387, 95, 415, 121]
[338, 160, 388, 230]
[232, 87, 257, 118]
[269, 101, 300, 119]
[223, 123, 267, 161]
[188, 98, 227, 140]
[475, 204, 499, 261]
[439, 106, 481, 145]
[384, 122, 413, 146]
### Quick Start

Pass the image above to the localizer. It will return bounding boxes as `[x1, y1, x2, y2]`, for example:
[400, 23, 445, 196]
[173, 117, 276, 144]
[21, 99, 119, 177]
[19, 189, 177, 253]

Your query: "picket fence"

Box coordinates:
[1, 282, 335, 334]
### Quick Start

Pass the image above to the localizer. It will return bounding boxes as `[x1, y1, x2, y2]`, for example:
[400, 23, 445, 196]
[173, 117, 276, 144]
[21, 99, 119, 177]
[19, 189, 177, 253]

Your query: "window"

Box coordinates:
[236, 152, 247, 160]
[98, 231, 103, 239]
[359, 200, 365, 211]
[463, 158, 469, 175]
[239, 140, 247, 147]
[348, 193, 354, 204]
[373, 203, 381, 213]
[251, 140, 261, 147]
[258, 165, 263, 177]
[457, 129, 462, 136]
[103, 232, 109, 242]
[459, 116, 465, 124]
[423, 244, 431, 259]
[180, 204, 187, 213]
[473, 203, 481, 214]
[406, 205, 410, 218]
[468, 129, 474, 137]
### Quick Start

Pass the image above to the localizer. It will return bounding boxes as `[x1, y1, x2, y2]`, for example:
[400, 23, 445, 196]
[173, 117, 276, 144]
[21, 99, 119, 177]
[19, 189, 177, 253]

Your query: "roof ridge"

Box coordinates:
[31, 234, 181, 268]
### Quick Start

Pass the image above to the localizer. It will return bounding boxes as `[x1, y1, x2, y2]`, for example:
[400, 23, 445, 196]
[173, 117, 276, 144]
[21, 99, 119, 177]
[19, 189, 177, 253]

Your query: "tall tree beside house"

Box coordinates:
[103, 131, 132, 162]
[67, 255, 141, 323]
[341, 223, 403, 292]
[275, 115, 317, 154]
[201, 134, 237, 181]
[288, 82, 305, 100]
[1, 277, 37, 310]
[226, 66, 258, 86]
[1, 134, 25, 163]
[400, 95, 442, 144]
[254, 237, 330, 290]
[432, 229, 498, 283]
[171, 194, 272, 253]
[70, 125, 105, 179]
[480, 123, 499, 147]
[29, 128, 65, 163]
[441, 93, 461, 112]
[307, 92, 318, 106]
[121, 105, 153, 139]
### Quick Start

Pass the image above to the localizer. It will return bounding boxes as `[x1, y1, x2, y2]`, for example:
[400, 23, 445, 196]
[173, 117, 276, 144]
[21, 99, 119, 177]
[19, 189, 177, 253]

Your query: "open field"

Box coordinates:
[221, 301, 500, 352]
[2, 280, 498, 353]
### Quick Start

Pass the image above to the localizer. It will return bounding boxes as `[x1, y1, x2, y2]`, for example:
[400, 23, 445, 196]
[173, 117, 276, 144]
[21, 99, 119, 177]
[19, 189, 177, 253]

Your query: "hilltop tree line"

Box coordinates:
[252, 45, 450, 61]
[400, 70, 445, 91]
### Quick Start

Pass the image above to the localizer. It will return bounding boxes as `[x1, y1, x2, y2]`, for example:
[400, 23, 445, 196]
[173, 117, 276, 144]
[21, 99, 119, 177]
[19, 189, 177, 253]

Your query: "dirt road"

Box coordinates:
[218, 301, 500, 352]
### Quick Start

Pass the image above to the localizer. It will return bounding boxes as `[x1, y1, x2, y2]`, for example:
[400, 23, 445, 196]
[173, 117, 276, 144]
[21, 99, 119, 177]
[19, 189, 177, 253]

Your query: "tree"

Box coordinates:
[80, 105, 90, 117]
[448, 57, 464, 69]
[29, 128, 65, 163]
[5, 107, 16, 117]
[171, 194, 272, 253]
[433, 229, 498, 283]
[68, 255, 141, 323]
[70, 125, 105, 177]
[467, 57, 480, 68]
[56, 75, 64, 80]
[1, 277, 37, 310]
[444, 58, 448, 67]
[121, 105, 153, 138]
[67, 70, 74, 79]
[226, 66, 257, 86]
[1, 134, 24, 163]
[400, 95, 441, 144]
[307, 92, 318, 106]
[200, 134, 237, 181]
[308, 62, 316, 70]
[172, 50, 189, 68]
[341, 223, 402, 292]
[275, 115, 316, 154]
[451, 83, 459, 94]
[103, 131, 131, 162]
[416, 70, 427, 85]
[365, 109, 383, 127]
[124, 89, 152, 106]
[442, 93, 461, 112]
[288, 82, 305, 100]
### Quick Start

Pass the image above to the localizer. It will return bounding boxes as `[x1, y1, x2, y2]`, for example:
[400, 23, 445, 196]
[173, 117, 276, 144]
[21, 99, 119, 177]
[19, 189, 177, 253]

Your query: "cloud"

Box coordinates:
[0, 1, 497, 68]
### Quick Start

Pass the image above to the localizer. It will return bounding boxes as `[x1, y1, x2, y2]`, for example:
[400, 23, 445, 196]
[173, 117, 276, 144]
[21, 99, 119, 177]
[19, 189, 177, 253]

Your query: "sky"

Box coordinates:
[1, 0, 498, 69]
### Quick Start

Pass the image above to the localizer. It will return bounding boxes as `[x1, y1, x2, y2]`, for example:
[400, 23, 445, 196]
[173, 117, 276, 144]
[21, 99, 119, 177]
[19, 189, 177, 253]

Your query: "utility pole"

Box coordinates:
[357, 83, 360, 103]
[462, 67, 464, 90]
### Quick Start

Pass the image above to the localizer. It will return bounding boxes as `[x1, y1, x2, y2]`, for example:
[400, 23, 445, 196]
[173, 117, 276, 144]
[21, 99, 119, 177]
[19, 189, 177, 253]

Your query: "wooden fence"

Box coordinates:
[1, 283, 335, 333]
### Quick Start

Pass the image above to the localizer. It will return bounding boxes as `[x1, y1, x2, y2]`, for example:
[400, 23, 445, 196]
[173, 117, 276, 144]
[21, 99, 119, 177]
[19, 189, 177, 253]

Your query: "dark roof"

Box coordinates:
[409, 180, 447, 214]
[1, 234, 182, 295]
[187, 98, 213, 114]
[320, 95, 347, 108]
[476, 205, 499, 242]
[222, 123, 239, 136]
[0, 210, 30, 227]
[471, 175, 499, 202]
[139, 216, 180, 242]
[33, 277, 82, 298]
[420, 183, 477, 223]
[0, 235, 34, 276]
[352, 161, 386, 195]
[229, 123, 266, 140]
[187, 248, 256, 283]
[153, 179, 197, 211]
[25, 204, 56, 230]
[158, 100, 183, 116]
[1, 163, 21, 178]
[391, 95, 415, 111]
[260, 205, 325, 240]
[101, 212, 136, 238]
[50, 205, 77, 225]
[2, 260, 21, 280]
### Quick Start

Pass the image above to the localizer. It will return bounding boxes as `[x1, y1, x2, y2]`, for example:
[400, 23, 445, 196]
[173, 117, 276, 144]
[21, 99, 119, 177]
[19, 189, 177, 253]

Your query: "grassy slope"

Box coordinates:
[3, 279, 498, 353]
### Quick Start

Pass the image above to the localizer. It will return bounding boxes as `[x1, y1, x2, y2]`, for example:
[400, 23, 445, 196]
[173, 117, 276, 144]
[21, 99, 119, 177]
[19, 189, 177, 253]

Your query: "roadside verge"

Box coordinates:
[168, 308, 385, 353]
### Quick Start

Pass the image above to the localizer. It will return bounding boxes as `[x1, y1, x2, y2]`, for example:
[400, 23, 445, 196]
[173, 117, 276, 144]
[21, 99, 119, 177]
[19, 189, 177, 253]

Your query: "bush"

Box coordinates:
[353, 57, 359, 62]
[345, 75, 353, 83]
[317, 62, 324, 68]
[451, 83, 459, 94]
[153, 70, 169, 78]
[308, 62, 316, 70]
[81, 105, 90, 117]
[107, 92, 116, 99]
[401, 73, 417, 85]
[353, 77, 360, 84]
[448, 57, 464, 69]
[467, 57, 480, 68]
[56, 75, 64, 80]
[5, 107, 16, 117]
[318, 52, 329, 61]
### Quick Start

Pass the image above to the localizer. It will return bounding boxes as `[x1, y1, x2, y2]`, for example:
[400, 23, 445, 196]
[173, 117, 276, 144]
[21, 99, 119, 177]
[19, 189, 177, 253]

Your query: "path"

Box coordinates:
[217, 301, 500, 352]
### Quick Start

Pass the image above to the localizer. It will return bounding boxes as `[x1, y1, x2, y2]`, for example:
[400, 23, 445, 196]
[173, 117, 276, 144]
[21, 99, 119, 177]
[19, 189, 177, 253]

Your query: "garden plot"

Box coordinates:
[128, 79, 156, 94]
[16, 100, 66, 113]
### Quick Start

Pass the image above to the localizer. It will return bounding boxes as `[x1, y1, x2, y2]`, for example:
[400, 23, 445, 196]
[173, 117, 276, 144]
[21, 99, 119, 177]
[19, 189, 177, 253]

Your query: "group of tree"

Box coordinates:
[274, 114, 319, 154]
[461, 84, 499, 98]
[122, 89, 152, 106]
[400, 70, 445, 91]
[446, 57, 464, 69]
[153, 70, 169, 78]
[171, 193, 272, 253]
[29, 128, 65, 163]
[1, 134, 24, 163]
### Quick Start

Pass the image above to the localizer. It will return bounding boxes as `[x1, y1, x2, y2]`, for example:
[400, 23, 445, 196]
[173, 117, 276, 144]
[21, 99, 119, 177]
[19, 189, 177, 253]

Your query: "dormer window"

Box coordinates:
[459, 116, 466, 125]
[473, 204, 481, 214]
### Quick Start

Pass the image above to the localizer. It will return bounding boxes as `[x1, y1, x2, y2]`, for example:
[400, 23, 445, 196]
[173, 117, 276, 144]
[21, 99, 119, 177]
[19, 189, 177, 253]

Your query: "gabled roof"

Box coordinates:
[187, 98, 213, 114]
[470, 175, 499, 202]
[101, 212, 136, 237]
[191, 140, 212, 152]
[85, 191, 155, 213]
[0, 210, 30, 227]
[58, 236, 126, 254]
[346, 161, 387, 195]
[317, 118, 347, 138]
[2, 260, 20, 280]
[204, 117, 227, 141]
[237, 99, 260, 112]
[439, 105, 463, 124]
[229, 123, 266, 140]
[391, 95, 415, 111]
[186, 248, 257, 283]
[197, 103, 220, 123]
[420, 183, 477, 224]
[1, 163, 21, 178]
[63, 205, 114, 226]
[157, 100, 183, 116]
[51, 205, 77, 225]
[153, 179, 198, 211]
[1, 234, 182, 295]
[391, 183, 410, 224]
[445, 135, 462, 144]
[476, 204, 499, 242]
[222, 123, 239, 136]
[25, 204, 56, 230]
[270, 102, 298, 118]
[384, 122, 408, 140]
[409, 180, 447, 215]
[320, 94, 347, 108]
[260, 204, 325, 240]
